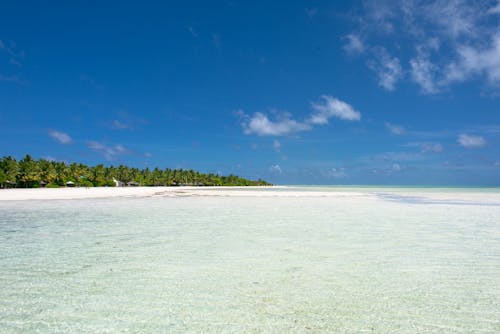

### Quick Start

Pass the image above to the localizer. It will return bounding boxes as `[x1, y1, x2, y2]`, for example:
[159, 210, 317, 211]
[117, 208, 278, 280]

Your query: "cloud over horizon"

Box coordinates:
[457, 134, 486, 148]
[48, 130, 73, 145]
[87, 141, 130, 160]
[309, 96, 361, 124]
[240, 95, 361, 136]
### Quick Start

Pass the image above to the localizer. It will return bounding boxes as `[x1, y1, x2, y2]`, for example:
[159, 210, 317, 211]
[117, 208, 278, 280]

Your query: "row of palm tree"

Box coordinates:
[0, 155, 271, 188]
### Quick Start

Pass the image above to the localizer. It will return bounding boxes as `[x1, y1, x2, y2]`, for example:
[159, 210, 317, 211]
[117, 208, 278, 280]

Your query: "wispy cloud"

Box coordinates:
[239, 96, 361, 137]
[111, 120, 129, 130]
[368, 48, 402, 91]
[0, 40, 27, 85]
[0, 39, 25, 66]
[445, 34, 500, 88]
[457, 134, 486, 148]
[410, 45, 440, 94]
[385, 122, 405, 135]
[370, 163, 404, 176]
[273, 140, 281, 152]
[269, 164, 282, 173]
[343, 34, 365, 54]
[361, 151, 422, 163]
[87, 141, 130, 160]
[489, 1, 500, 15]
[404, 141, 444, 153]
[0, 74, 28, 85]
[187, 26, 199, 37]
[420, 142, 444, 153]
[309, 96, 361, 124]
[48, 130, 73, 145]
[240, 111, 311, 136]
[347, 0, 500, 93]
[324, 167, 347, 179]
[109, 112, 148, 131]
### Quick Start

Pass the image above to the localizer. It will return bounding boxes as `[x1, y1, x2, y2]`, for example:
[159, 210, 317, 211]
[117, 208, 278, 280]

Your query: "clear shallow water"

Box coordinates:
[1, 188, 499, 333]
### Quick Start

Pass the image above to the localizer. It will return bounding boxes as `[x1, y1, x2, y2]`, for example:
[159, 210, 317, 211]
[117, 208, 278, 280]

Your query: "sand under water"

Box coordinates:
[0, 186, 499, 332]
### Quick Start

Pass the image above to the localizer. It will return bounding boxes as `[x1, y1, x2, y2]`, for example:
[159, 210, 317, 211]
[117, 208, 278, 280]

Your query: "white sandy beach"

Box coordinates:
[1, 186, 500, 205]
[0, 186, 356, 201]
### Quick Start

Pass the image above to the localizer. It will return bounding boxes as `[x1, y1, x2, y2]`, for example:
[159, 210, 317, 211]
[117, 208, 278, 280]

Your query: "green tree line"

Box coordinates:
[0, 155, 271, 188]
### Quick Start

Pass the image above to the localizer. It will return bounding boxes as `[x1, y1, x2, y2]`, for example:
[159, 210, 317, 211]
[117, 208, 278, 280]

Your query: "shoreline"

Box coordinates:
[0, 186, 369, 201]
[1, 186, 500, 204]
[0, 186, 278, 201]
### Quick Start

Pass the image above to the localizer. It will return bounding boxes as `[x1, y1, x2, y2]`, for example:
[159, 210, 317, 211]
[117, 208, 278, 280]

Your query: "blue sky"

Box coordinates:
[1, 1, 499, 185]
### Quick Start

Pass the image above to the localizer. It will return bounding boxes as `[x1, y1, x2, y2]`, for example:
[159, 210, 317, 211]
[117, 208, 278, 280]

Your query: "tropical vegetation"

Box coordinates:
[0, 155, 271, 188]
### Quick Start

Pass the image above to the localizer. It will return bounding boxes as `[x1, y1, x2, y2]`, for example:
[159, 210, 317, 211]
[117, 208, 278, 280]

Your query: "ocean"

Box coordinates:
[1, 187, 499, 333]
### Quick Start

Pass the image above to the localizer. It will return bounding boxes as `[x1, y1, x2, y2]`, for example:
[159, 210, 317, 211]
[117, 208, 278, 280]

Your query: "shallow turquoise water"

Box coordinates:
[0, 188, 499, 333]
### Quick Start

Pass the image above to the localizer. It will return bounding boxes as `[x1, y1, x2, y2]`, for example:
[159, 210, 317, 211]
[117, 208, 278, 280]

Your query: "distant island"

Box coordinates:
[0, 155, 271, 188]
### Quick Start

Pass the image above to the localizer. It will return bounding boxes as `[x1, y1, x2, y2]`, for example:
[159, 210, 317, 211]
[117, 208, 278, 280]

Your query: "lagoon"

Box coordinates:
[0, 187, 499, 333]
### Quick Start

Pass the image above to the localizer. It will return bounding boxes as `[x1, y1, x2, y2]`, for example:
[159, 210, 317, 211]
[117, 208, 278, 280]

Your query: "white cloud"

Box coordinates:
[343, 34, 365, 54]
[403, 141, 444, 153]
[111, 120, 129, 130]
[269, 164, 282, 173]
[392, 163, 401, 172]
[420, 142, 443, 153]
[349, 0, 500, 93]
[457, 134, 486, 148]
[385, 122, 405, 135]
[325, 167, 347, 178]
[309, 95, 361, 124]
[362, 0, 483, 40]
[362, 0, 396, 33]
[109, 112, 148, 131]
[48, 130, 73, 144]
[488, 1, 500, 15]
[87, 141, 130, 160]
[424, 0, 481, 39]
[241, 111, 311, 136]
[447, 35, 500, 87]
[239, 96, 361, 137]
[410, 53, 439, 94]
[368, 48, 402, 91]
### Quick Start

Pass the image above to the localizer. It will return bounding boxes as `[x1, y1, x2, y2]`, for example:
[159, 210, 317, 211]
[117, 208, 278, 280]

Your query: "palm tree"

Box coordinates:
[54, 161, 68, 185]
[0, 155, 271, 188]
[18, 155, 41, 187]
[0, 156, 19, 187]
[38, 159, 57, 184]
